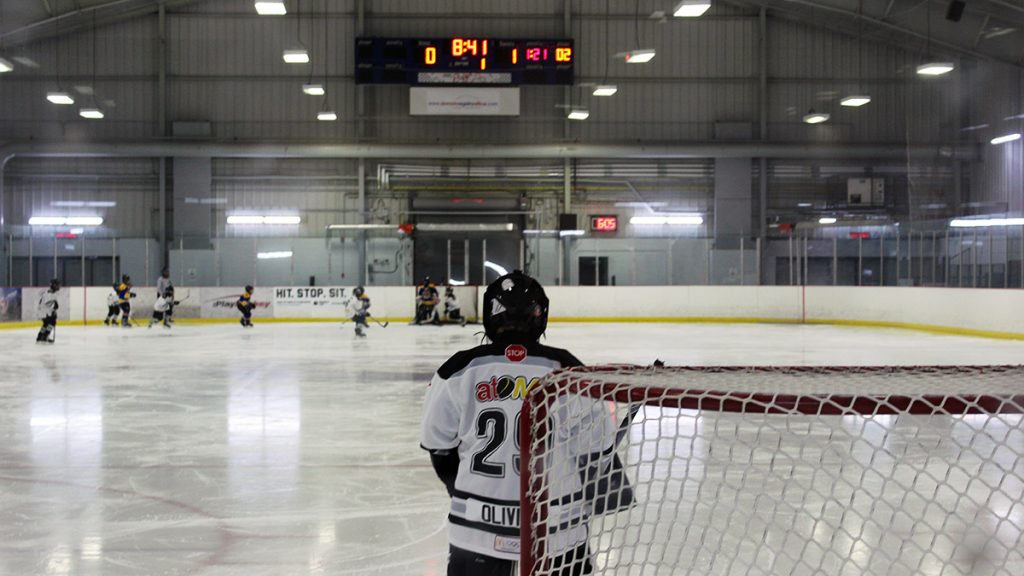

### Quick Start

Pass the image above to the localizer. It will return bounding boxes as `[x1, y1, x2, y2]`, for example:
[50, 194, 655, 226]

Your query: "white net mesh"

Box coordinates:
[520, 366, 1024, 576]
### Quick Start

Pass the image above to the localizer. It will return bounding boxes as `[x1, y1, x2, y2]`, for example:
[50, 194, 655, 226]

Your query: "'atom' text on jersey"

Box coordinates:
[475, 375, 539, 402]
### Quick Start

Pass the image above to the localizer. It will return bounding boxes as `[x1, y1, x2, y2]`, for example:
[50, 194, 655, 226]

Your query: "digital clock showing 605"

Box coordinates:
[355, 37, 574, 85]
[591, 216, 619, 233]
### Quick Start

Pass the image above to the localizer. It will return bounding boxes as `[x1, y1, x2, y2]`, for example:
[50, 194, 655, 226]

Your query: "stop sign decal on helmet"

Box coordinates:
[505, 344, 527, 362]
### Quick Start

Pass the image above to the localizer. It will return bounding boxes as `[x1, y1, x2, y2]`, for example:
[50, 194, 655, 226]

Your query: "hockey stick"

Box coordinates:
[366, 312, 388, 328]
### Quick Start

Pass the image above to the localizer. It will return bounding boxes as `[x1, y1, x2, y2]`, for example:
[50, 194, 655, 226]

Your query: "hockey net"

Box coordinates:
[519, 365, 1024, 576]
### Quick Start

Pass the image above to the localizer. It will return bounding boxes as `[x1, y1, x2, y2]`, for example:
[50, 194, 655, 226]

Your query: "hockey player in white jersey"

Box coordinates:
[36, 279, 61, 343]
[156, 268, 175, 324]
[345, 286, 371, 337]
[420, 271, 612, 575]
[444, 286, 467, 326]
[148, 287, 180, 329]
[104, 283, 120, 325]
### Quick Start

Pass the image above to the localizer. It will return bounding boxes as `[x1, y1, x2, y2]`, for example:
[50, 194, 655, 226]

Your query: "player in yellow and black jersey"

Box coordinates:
[237, 285, 254, 327]
[415, 277, 441, 325]
[115, 275, 136, 328]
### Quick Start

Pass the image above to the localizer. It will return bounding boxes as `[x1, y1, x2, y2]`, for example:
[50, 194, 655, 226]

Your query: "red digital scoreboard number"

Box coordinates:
[591, 215, 618, 232]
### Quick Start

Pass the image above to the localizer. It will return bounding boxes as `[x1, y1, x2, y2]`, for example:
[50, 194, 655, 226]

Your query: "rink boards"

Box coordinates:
[3, 285, 1024, 340]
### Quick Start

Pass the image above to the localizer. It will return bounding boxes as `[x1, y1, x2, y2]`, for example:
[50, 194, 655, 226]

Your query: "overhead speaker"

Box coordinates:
[558, 213, 578, 231]
[946, 0, 966, 22]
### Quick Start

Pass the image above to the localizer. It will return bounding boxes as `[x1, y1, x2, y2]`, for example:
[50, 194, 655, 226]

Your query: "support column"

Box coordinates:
[357, 158, 367, 286]
[714, 158, 753, 250]
[172, 157, 213, 249]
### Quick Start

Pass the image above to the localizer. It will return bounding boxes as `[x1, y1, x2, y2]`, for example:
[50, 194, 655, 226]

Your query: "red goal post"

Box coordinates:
[519, 365, 1024, 576]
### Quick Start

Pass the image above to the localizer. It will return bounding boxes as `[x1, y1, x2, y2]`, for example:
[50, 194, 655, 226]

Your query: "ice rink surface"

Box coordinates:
[1, 321, 1023, 575]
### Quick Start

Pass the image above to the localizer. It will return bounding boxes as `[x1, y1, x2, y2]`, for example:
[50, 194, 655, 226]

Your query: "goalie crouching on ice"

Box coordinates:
[420, 271, 629, 576]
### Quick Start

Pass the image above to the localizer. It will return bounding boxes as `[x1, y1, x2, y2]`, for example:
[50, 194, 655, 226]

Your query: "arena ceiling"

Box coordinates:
[0, 0, 1020, 67]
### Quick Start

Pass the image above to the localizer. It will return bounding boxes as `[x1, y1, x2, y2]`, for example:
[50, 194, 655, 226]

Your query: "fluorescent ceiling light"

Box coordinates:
[69, 228, 85, 234]
[630, 214, 703, 225]
[74, 85, 94, 95]
[797, 202, 813, 208]
[559, 229, 585, 237]
[79, 108, 104, 119]
[622, 49, 656, 63]
[254, 1, 287, 15]
[567, 109, 590, 121]
[840, 95, 871, 107]
[0, 58, 12, 73]
[950, 217, 1024, 228]
[28, 217, 68, 226]
[916, 62, 955, 76]
[448, 279, 466, 286]
[613, 201, 668, 208]
[592, 85, 617, 97]
[523, 229, 560, 235]
[227, 215, 300, 225]
[30, 216, 103, 226]
[818, 217, 838, 224]
[803, 111, 829, 124]
[257, 251, 293, 260]
[302, 83, 325, 96]
[51, 201, 116, 208]
[674, 0, 711, 17]
[326, 224, 395, 230]
[991, 133, 1021, 145]
[317, 111, 338, 121]
[66, 216, 104, 226]
[226, 215, 264, 225]
[262, 215, 301, 225]
[417, 223, 514, 232]
[283, 49, 309, 64]
[46, 92, 75, 105]
[484, 261, 509, 276]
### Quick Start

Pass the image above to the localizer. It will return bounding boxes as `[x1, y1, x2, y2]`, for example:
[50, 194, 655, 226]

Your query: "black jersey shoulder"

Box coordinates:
[436, 342, 582, 379]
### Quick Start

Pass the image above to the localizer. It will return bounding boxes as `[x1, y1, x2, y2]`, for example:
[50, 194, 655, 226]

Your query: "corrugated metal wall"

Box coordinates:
[971, 64, 1024, 213]
[5, 158, 158, 238]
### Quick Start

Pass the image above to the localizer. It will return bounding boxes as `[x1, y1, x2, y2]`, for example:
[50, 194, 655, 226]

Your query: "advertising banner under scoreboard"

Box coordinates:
[409, 87, 520, 116]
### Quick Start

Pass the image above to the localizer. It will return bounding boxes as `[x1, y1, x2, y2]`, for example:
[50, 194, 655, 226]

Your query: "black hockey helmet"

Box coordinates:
[483, 270, 548, 345]
[245, 285, 254, 293]
[164, 286, 175, 297]
[353, 286, 365, 297]
[122, 274, 131, 283]
[161, 268, 170, 278]
[49, 278, 61, 291]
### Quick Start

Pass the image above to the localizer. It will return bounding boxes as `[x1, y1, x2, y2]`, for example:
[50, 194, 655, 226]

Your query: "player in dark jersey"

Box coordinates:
[115, 275, 136, 328]
[421, 271, 609, 576]
[237, 285, 254, 327]
[415, 277, 441, 325]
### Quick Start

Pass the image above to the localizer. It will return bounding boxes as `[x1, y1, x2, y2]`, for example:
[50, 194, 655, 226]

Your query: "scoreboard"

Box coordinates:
[355, 37, 574, 85]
